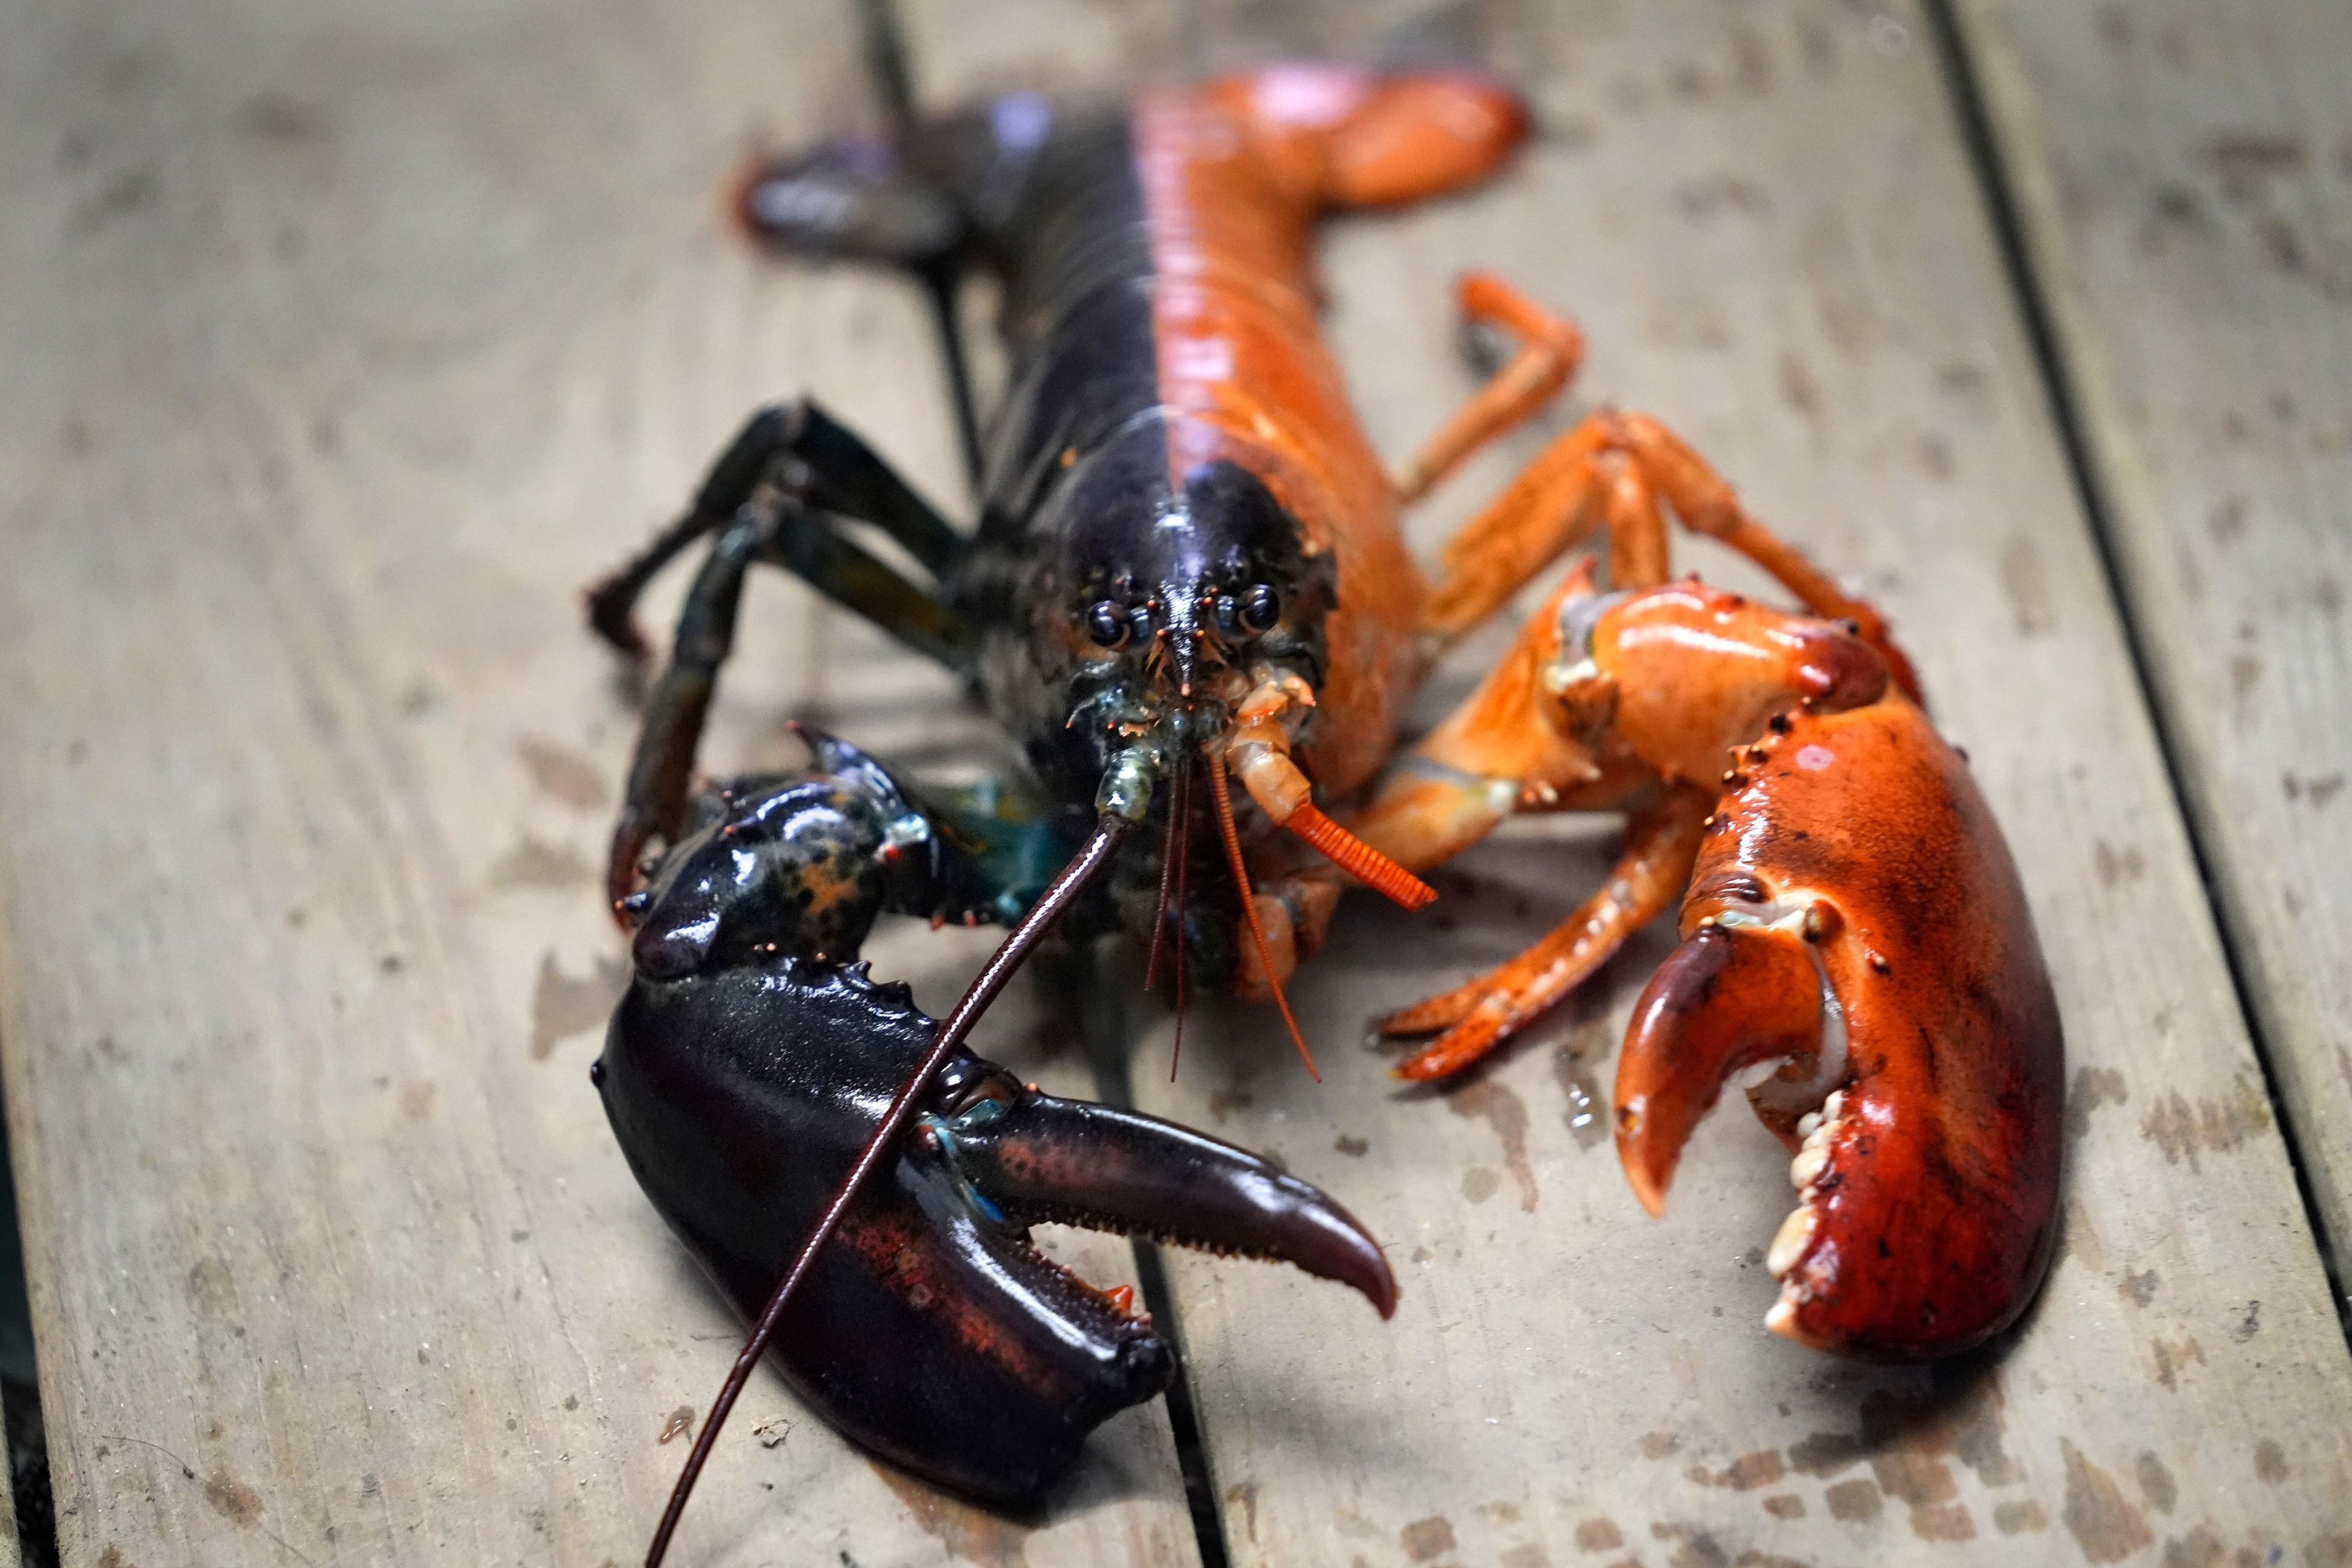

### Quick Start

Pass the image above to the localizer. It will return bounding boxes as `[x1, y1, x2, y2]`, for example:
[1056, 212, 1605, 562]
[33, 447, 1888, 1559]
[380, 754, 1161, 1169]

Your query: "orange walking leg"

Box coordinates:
[1422, 410, 1918, 698]
[1420, 425, 1680, 643]
[1349, 562, 1615, 873]
[1421, 424, 1610, 641]
[1392, 273, 1585, 505]
[1601, 413, 1920, 699]
[1379, 783, 1711, 1079]
[1602, 454, 1670, 592]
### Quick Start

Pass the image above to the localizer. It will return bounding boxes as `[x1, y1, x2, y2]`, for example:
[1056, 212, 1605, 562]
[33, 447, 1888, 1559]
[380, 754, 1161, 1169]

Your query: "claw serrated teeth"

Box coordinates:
[1766, 1204, 1818, 1279]
[1795, 1109, 1822, 1140]
[1789, 1144, 1828, 1191]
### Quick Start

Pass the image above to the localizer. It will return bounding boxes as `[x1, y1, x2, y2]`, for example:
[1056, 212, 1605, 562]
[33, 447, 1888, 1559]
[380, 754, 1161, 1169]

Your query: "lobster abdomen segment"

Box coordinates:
[1617, 696, 2064, 1360]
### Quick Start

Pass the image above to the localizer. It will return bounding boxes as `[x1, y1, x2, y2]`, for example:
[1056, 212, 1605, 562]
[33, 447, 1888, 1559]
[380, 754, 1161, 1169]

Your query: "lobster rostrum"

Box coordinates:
[586, 55, 2062, 1558]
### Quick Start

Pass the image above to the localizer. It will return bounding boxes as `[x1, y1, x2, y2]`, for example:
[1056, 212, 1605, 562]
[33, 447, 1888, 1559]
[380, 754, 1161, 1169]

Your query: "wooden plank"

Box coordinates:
[1948, 0, 2352, 1308]
[1101, 3, 2352, 1565]
[0, 1387, 19, 1568]
[0, 2, 1198, 1563]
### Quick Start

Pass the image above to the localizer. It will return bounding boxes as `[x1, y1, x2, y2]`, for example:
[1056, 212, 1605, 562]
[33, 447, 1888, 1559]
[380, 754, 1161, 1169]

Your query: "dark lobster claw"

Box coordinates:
[595, 953, 1393, 1506]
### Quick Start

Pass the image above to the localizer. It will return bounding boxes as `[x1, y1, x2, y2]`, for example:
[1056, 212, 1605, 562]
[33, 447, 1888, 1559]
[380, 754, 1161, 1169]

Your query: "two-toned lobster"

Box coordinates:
[586, 57, 2064, 1557]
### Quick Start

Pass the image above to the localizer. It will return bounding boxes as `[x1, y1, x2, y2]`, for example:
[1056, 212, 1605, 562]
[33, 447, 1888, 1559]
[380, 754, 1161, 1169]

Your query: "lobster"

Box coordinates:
[585, 55, 2063, 1560]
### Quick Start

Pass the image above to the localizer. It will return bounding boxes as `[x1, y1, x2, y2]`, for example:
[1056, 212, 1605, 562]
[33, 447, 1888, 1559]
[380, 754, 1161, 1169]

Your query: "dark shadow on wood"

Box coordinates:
[1039, 938, 1234, 1568]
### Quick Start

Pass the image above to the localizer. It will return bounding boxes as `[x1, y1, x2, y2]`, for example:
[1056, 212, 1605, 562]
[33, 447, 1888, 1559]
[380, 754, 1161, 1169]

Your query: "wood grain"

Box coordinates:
[0, 2, 1194, 1563]
[1951, 0, 2352, 1311]
[1112, 2, 2352, 1565]
[0, 1388, 18, 1566]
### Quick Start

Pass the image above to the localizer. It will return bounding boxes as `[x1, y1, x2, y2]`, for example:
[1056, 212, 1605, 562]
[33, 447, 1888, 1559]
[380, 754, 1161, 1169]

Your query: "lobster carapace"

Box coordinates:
[588, 56, 2061, 1558]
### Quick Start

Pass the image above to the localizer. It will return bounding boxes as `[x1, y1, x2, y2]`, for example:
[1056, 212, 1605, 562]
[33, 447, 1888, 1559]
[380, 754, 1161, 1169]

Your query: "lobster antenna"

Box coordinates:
[1207, 758, 1319, 1080]
[1169, 757, 1192, 1081]
[641, 813, 1132, 1567]
[1144, 758, 1184, 992]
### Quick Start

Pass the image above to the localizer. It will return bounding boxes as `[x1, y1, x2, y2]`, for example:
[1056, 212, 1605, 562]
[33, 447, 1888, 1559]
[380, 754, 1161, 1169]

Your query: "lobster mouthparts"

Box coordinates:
[1613, 696, 2064, 1360]
[597, 956, 1393, 1506]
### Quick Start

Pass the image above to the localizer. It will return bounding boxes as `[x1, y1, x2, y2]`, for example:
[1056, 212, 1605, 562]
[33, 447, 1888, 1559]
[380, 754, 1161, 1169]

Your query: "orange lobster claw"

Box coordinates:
[1615, 695, 2064, 1360]
[1616, 921, 1825, 1217]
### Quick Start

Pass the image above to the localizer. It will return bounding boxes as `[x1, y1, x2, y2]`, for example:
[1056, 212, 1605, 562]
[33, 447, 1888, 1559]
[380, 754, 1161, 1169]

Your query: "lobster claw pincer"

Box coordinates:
[933, 1085, 1402, 1321]
[597, 761, 1395, 1506]
[1613, 694, 2065, 1360]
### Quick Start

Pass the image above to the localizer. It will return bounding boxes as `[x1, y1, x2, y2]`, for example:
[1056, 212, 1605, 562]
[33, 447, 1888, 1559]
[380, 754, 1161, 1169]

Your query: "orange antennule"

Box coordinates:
[1207, 761, 1320, 1080]
[1287, 803, 1436, 910]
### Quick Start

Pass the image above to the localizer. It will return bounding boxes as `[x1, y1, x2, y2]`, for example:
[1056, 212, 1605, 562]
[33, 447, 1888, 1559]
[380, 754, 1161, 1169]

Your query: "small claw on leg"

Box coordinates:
[586, 578, 654, 660]
[1392, 1000, 1519, 1082]
[1379, 785, 1707, 1081]
[1614, 921, 1825, 1217]
[1373, 982, 1482, 1040]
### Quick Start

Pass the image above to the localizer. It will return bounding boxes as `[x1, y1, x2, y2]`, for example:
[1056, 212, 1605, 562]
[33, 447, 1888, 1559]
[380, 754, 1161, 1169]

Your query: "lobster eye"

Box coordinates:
[1085, 600, 1130, 648]
[1238, 583, 1281, 632]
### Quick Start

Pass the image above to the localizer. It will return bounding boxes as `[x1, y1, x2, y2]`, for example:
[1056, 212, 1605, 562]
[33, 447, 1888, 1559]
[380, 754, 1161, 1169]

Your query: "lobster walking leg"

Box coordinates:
[1390, 273, 1585, 504]
[601, 497, 971, 909]
[758, 495, 970, 664]
[1382, 783, 1709, 1079]
[607, 509, 772, 910]
[1421, 410, 1918, 701]
[594, 401, 986, 907]
[588, 399, 968, 658]
[1600, 454, 1671, 591]
[1420, 419, 1630, 641]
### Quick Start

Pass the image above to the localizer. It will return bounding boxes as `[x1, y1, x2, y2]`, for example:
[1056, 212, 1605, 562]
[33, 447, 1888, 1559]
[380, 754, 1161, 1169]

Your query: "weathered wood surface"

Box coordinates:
[1114, 2, 2352, 1564]
[0, 1389, 20, 1568]
[1951, 0, 2352, 1302]
[0, 1, 1197, 1563]
[4, 2, 2351, 1568]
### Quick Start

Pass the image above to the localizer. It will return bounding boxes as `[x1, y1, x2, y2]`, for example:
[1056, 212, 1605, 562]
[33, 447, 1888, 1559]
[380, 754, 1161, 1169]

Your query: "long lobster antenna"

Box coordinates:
[641, 813, 1131, 1566]
[1144, 756, 1183, 993]
[1169, 757, 1192, 1081]
[1207, 758, 1319, 1080]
